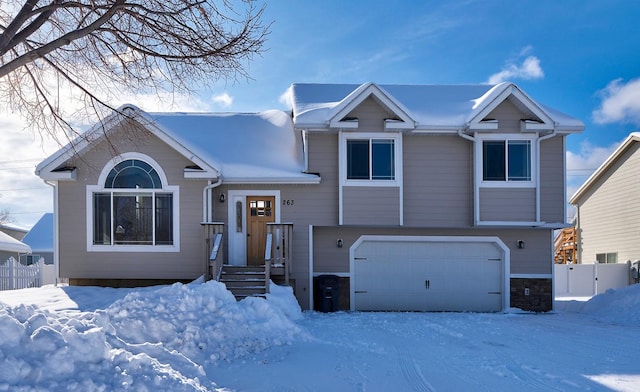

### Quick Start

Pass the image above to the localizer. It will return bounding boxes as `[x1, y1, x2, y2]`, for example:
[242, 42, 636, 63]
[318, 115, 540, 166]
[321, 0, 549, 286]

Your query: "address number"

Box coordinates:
[282, 199, 295, 205]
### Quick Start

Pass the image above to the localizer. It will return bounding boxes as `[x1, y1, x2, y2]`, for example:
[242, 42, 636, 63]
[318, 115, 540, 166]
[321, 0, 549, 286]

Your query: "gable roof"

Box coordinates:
[0, 230, 31, 254]
[291, 82, 584, 133]
[36, 106, 319, 184]
[21, 213, 53, 253]
[569, 132, 640, 205]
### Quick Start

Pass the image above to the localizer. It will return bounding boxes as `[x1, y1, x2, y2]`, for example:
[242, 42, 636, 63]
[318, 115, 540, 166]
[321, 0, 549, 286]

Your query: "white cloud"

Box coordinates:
[592, 78, 640, 125]
[487, 55, 544, 84]
[211, 92, 233, 108]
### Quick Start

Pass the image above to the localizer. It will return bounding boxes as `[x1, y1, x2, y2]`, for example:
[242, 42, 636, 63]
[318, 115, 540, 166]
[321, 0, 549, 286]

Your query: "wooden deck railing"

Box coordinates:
[202, 222, 225, 280]
[265, 223, 293, 285]
[554, 227, 577, 264]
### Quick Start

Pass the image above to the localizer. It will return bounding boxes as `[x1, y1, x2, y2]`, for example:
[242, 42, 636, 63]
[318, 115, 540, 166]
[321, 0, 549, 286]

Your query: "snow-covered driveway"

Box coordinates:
[213, 309, 639, 391]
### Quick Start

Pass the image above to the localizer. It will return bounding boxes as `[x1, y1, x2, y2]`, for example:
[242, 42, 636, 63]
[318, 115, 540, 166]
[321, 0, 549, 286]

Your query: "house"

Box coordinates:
[569, 132, 640, 265]
[36, 82, 584, 312]
[21, 213, 54, 266]
[0, 230, 31, 262]
[0, 222, 28, 241]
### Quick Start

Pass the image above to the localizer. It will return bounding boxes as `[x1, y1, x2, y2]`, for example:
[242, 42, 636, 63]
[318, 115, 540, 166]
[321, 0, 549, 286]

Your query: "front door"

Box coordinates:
[246, 196, 275, 265]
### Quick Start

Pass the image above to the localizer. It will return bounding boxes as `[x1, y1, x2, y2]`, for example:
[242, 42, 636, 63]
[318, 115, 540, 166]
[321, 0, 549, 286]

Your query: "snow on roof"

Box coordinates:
[144, 110, 317, 183]
[0, 230, 31, 253]
[21, 213, 53, 253]
[37, 107, 319, 184]
[291, 82, 584, 131]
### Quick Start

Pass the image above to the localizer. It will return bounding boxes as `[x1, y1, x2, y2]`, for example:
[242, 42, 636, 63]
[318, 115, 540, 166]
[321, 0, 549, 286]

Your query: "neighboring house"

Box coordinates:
[21, 213, 54, 266]
[0, 230, 31, 262]
[36, 82, 584, 312]
[0, 223, 28, 241]
[569, 132, 640, 265]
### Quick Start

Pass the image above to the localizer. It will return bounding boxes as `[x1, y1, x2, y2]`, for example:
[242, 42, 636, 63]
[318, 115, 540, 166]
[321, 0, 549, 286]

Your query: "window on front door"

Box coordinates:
[246, 196, 275, 265]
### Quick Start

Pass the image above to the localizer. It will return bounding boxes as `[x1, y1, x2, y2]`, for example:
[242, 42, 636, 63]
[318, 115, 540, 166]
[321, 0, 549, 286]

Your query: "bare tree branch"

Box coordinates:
[0, 0, 270, 147]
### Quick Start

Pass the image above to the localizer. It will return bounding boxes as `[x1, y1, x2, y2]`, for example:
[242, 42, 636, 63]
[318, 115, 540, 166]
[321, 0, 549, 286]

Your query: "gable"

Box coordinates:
[342, 96, 400, 132]
[36, 106, 220, 181]
[467, 84, 554, 132]
[328, 83, 415, 130]
[571, 135, 640, 205]
[482, 99, 545, 133]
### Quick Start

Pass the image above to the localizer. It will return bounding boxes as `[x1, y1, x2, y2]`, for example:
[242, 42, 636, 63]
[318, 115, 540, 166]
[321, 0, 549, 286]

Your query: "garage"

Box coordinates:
[350, 236, 509, 312]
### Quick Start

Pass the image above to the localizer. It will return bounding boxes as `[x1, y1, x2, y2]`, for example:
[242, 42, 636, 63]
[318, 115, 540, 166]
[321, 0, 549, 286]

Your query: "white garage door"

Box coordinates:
[351, 236, 507, 312]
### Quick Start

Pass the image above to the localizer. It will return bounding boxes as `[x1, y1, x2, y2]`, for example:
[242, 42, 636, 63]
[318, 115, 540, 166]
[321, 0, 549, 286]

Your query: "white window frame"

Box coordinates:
[86, 152, 180, 252]
[339, 132, 402, 187]
[476, 133, 537, 188]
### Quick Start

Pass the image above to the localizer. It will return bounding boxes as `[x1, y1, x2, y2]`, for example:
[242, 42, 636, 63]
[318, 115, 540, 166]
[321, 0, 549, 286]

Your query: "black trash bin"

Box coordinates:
[314, 275, 340, 312]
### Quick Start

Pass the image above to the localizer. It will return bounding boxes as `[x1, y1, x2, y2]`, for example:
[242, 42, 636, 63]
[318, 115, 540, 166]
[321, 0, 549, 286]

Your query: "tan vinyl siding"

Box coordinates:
[485, 99, 533, 132]
[578, 143, 640, 263]
[403, 135, 472, 227]
[342, 187, 400, 225]
[304, 133, 339, 225]
[313, 226, 552, 275]
[479, 188, 536, 222]
[345, 96, 394, 132]
[539, 136, 565, 223]
[57, 123, 207, 280]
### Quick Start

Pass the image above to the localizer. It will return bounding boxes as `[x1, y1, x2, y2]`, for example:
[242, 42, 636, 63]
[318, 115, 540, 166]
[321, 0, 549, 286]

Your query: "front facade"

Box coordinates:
[569, 133, 640, 265]
[37, 82, 583, 312]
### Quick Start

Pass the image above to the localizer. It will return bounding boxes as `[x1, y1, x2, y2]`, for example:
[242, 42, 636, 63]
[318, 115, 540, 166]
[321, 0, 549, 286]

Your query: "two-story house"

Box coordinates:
[36, 82, 584, 312]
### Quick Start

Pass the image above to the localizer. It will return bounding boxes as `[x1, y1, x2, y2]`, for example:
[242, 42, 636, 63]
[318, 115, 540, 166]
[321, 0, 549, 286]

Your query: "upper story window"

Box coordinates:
[347, 139, 395, 180]
[477, 135, 536, 187]
[340, 132, 401, 186]
[483, 140, 531, 182]
[88, 154, 179, 252]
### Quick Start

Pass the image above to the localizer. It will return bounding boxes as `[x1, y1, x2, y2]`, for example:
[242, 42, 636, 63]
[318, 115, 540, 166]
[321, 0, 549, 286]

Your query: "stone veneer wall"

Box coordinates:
[510, 278, 553, 312]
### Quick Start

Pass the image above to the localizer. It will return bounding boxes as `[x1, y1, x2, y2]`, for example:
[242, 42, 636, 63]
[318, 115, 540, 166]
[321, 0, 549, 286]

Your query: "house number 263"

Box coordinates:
[282, 199, 295, 206]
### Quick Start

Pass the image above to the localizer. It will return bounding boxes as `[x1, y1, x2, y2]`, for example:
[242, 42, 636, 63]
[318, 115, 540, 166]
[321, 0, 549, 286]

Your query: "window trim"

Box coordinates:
[86, 153, 180, 253]
[339, 132, 402, 187]
[476, 134, 537, 188]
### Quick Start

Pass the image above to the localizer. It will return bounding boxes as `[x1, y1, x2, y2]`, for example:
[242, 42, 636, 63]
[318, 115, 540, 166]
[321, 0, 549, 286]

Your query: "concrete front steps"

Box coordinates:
[220, 265, 268, 300]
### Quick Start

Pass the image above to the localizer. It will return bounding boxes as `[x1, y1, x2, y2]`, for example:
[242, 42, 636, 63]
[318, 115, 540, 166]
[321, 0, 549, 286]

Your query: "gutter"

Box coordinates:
[202, 179, 222, 223]
[44, 180, 60, 285]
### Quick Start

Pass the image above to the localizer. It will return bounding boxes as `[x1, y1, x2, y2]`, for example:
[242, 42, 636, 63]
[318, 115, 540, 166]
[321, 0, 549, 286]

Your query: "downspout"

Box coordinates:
[202, 178, 222, 223]
[536, 130, 557, 223]
[457, 129, 477, 224]
[44, 180, 59, 285]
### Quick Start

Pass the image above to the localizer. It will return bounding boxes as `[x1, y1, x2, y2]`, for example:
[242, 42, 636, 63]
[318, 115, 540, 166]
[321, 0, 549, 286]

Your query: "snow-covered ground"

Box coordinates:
[1, 280, 639, 391]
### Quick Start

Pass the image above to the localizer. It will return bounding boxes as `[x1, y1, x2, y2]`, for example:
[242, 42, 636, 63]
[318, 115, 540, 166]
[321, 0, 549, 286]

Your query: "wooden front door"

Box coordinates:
[246, 196, 275, 266]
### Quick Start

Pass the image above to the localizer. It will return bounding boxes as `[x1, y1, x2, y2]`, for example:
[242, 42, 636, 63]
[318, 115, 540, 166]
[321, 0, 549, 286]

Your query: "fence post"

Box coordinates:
[8, 256, 16, 290]
[38, 257, 45, 287]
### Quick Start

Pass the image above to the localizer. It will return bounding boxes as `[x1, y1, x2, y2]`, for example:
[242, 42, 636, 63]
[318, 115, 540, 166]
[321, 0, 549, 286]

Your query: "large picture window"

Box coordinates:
[346, 138, 395, 180]
[483, 140, 531, 182]
[90, 157, 177, 250]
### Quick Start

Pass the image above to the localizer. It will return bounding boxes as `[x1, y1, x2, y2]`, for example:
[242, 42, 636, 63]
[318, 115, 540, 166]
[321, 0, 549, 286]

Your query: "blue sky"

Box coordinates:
[1, 0, 639, 228]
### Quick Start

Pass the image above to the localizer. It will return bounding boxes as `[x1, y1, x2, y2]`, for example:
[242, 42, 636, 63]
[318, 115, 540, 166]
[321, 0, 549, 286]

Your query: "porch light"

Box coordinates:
[219, 193, 225, 203]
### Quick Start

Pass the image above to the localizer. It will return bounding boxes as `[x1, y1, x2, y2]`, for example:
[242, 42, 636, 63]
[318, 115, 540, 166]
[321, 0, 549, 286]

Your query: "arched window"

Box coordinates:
[104, 159, 162, 189]
[90, 156, 177, 249]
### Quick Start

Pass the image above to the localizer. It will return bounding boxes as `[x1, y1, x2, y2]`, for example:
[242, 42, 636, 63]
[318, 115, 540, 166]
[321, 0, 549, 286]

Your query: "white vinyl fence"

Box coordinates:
[555, 262, 631, 297]
[0, 257, 55, 291]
